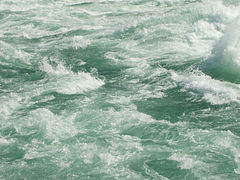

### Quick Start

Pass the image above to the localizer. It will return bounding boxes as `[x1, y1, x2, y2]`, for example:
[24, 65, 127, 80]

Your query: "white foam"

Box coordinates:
[71, 36, 91, 50]
[0, 93, 22, 121]
[24, 150, 48, 160]
[203, 0, 240, 20]
[171, 71, 240, 104]
[110, 105, 156, 127]
[169, 153, 204, 170]
[159, 119, 188, 127]
[46, 34, 92, 50]
[221, 19, 240, 67]
[96, 134, 144, 178]
[40, 58, 70, 75]
[184, 0, 240, 60]
[54, 73, 104, 94]
[186, 20, 223, 57]
[0, 41, 32, 64]
[40, 59, 104, 94]
[0, 138, 10, 145]
[29, 108, 77, 141]
[0, 0, 42, 12]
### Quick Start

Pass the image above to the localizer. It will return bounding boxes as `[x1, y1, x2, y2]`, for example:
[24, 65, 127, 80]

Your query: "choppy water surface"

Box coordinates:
[1, 0, 240, 179]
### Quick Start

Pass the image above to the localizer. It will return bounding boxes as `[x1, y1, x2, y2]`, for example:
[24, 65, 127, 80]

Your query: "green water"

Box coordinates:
[1, 0, 240, 179]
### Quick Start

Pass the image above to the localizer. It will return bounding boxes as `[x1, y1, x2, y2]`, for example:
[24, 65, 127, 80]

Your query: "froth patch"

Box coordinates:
[0, 138, 11, 145]
[29, 108, 77, 141]
[169, 153, 205, 170]
[0, 93, 22, 121]
[54, 73, 104, 94]
[71, 36, 92, 50]
[0, 41, 32, 65]
[171, 71, 240, 104]
[40, 59, 104, 94]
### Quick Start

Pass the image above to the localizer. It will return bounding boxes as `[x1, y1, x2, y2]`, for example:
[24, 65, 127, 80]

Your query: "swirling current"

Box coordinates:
[1, 0, 240, 179]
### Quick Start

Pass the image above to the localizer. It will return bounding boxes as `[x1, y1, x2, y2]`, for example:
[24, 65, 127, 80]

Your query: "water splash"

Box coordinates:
[201, 17, 240, 83]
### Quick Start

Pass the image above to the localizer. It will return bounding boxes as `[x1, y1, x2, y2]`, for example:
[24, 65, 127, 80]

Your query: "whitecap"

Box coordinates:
[40, 58, 104, 94]
[171, 71, 240, 104]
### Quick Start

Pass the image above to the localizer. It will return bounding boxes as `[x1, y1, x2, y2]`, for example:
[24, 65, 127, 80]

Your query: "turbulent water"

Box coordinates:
[1, 0, 240, 179]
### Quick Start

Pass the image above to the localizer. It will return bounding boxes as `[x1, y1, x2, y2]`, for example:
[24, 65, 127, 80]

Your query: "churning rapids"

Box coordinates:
[1, 0, 240, 179]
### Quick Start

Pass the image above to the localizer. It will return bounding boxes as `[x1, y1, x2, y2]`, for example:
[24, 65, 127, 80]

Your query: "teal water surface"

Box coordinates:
[1, 0, 240, 179]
